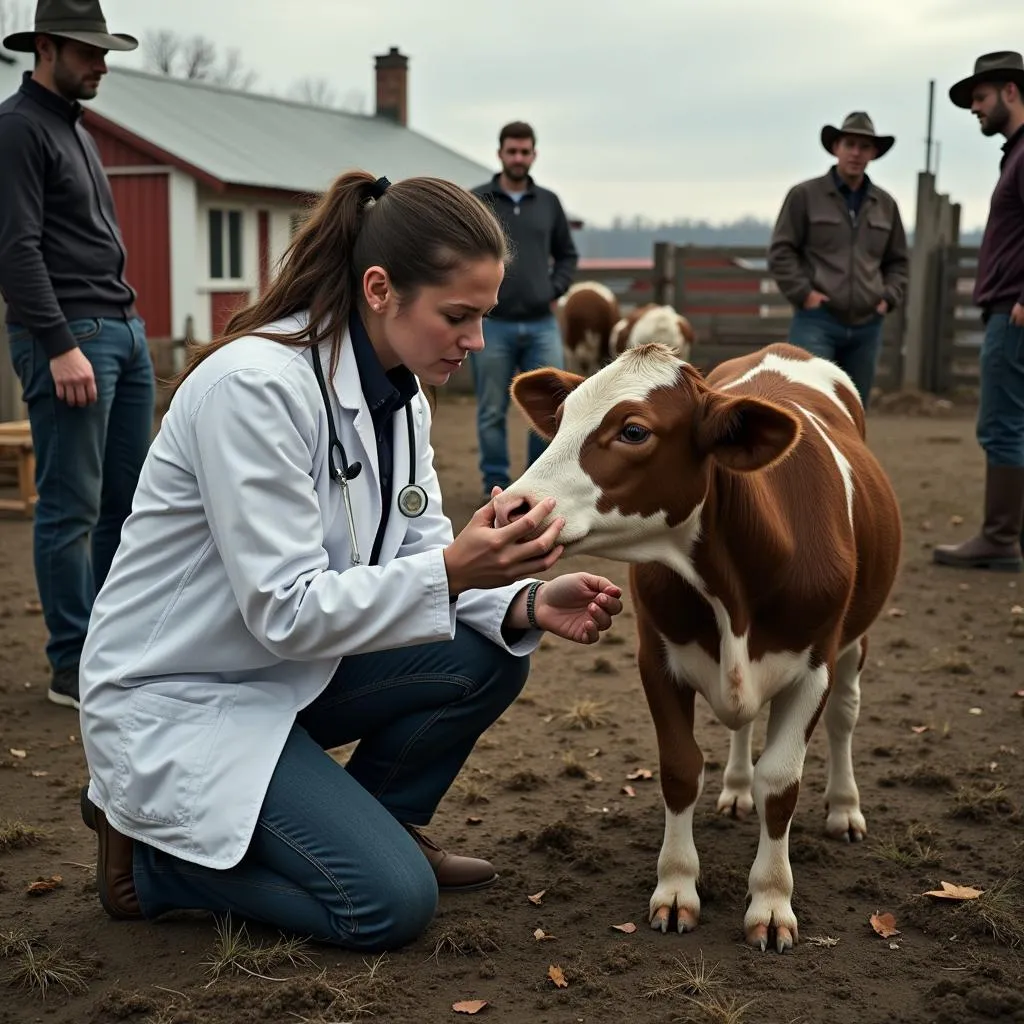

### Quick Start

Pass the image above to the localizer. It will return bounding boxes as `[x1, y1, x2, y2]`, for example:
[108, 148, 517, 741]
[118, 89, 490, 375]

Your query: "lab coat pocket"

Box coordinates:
[114, 690, 223, 828]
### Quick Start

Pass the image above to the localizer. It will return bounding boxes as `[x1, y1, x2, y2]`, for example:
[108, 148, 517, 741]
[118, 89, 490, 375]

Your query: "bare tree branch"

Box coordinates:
[181, 34, 216, 80]
[212, 48, 257, 90]
[290, 76, 337, 108]
[142, 29, 180, 75]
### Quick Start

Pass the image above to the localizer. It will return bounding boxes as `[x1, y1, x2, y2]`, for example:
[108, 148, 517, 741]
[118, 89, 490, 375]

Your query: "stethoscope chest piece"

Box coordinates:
[397, 483, 428, 518]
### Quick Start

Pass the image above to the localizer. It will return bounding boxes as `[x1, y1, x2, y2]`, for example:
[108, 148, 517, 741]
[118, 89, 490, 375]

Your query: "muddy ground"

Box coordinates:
[1, 392, 1023, 1024]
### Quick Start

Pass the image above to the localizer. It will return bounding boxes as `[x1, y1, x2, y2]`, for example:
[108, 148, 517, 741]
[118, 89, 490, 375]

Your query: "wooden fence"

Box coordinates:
[567, 241, 985, 395]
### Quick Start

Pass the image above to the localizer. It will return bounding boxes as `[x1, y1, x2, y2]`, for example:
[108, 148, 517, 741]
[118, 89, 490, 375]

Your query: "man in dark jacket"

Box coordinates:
[768, 112, 910, 408]
[471, 121, 578, 498]
[933, 52, 1024, 572]
[0, 0, 154, 709]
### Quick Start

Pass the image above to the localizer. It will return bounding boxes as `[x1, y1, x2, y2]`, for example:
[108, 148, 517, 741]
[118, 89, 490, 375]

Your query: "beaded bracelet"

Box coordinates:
[526, 580, 544, 630]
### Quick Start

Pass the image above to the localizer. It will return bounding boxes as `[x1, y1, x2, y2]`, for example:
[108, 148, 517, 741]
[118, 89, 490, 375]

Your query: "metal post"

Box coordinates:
[925, 79, 935, 173]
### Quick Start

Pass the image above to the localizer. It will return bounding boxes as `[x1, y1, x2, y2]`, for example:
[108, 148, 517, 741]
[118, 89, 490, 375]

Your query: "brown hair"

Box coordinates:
[174, 170, 509, 391]
[499, 121, 536, 147]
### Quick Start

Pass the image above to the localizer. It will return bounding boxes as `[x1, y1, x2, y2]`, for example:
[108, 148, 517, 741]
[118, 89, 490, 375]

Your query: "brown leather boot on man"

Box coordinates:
[405, 825, 499, 892]
[80, 787, 143, 920]
[932, 464, 1024, 572]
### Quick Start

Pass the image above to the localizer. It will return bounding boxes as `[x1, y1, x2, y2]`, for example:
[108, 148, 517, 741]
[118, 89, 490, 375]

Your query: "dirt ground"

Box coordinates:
[2, 391, 1023, 1024]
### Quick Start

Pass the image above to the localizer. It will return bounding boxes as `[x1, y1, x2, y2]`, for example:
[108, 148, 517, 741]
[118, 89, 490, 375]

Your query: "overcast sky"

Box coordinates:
[26, 0, 1023, 229]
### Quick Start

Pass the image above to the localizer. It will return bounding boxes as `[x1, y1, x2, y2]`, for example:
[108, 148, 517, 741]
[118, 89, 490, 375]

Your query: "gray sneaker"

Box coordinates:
[48, 666, 80, 710]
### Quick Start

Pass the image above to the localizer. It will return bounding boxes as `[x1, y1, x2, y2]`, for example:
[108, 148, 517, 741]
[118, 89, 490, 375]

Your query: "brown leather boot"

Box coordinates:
[932, 464, 1024, 572]
[80, 787, 143, 920]
[404, 825, 499, 892]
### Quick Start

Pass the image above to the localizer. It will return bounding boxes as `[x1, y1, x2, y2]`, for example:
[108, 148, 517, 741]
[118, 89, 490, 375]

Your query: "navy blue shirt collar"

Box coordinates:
[830, 164, 870, 196]
[20, 71, 82, 123]
[348, 310, 419, 428]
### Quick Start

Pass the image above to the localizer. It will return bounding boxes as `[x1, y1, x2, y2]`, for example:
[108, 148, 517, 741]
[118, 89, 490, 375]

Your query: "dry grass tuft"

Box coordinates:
[955, 877, 1024, 948]
[3, 935, 93, 1000]
[562, 698, 611, 730]
[201, 913, 318, 984]
[874, 823, 941, 870]
[0, 820, 50, 854]
[644, 952, 756, 1023]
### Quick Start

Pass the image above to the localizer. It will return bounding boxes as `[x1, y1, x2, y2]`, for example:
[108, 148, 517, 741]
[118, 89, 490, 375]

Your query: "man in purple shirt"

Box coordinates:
[934, 52, 1024, 572]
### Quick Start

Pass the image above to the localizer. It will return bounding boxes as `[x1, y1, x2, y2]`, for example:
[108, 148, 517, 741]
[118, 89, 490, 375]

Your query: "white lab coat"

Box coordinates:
[79, 312, 541, 871]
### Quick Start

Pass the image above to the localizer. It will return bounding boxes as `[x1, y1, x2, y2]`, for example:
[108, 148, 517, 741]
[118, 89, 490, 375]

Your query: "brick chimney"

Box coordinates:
[374, 47, 409, 126]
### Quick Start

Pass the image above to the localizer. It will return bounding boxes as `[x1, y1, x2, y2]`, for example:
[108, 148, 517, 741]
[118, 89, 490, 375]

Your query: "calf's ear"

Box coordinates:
[693, 392, 801, 473]
[510, 368, 586, 442]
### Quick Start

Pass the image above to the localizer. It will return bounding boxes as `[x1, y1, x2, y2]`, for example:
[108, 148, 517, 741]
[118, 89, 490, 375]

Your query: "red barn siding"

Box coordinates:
[210, 291, 250, 338]
[107, 174, 172, 338]
[88, 122, 163, 167]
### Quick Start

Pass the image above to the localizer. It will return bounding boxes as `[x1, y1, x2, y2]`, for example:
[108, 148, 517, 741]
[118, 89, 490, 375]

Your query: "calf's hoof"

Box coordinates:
[716, 788, 755, 820]
[746, 921, 797, 954]
[825, 806, 867, 843]
[650, 902, 699, 934]
[649, 883, 700, 934]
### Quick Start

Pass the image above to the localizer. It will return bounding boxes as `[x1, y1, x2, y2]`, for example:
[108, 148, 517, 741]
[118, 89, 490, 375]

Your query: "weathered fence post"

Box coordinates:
[652, 241, 673, 306]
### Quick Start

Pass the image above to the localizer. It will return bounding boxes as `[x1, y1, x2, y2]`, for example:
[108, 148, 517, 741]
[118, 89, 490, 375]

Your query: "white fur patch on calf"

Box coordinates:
[794, 403, 855, 528]
[623, 306, 688, 353]
[720, 352, 858, 419]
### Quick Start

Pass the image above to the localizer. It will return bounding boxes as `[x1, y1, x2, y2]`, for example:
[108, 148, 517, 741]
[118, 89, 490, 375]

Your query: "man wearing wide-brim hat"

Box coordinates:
[0, 1, 154, 711]
[933, 52, 1024, 573]
[768, 111, 910, 408]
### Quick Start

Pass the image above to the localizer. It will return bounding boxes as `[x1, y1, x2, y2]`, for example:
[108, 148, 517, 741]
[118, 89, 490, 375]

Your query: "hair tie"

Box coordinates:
[368, 176, 391, 200]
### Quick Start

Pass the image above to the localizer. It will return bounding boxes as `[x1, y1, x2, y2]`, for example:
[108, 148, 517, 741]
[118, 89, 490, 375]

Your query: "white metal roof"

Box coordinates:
[0, 54, 494, 193]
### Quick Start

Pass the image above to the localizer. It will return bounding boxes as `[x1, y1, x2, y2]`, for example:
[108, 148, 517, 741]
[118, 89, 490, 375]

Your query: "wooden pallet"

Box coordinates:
[0, 420, 36, 516]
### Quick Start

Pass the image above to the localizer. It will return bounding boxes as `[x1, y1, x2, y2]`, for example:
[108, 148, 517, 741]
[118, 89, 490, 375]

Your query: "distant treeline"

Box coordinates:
[572, 218, 985, 259]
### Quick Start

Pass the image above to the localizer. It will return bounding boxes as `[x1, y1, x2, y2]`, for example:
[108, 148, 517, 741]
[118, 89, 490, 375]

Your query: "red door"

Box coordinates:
[209, 291, 250, 338]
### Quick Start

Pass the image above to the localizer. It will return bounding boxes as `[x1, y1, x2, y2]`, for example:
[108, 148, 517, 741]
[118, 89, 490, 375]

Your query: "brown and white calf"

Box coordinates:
[556, 281, 621, 376]
[610, 303, 696, 359]
[497, 341, 902, 953]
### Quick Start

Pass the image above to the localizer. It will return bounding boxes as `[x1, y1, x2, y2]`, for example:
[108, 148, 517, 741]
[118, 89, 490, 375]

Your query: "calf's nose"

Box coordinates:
[493, 491, 535, 529]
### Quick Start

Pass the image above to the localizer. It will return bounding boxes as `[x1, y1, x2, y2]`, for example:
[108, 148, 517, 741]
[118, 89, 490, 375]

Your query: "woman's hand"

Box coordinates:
[527, 573, 624, 644]
[444, 495, 565, 596]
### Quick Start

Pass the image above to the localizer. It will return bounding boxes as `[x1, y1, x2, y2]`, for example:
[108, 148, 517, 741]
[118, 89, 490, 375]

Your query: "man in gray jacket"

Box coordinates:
[0, 0, 154, 710]
[768, 112, 910, 408]
[471, 122, 578, 499]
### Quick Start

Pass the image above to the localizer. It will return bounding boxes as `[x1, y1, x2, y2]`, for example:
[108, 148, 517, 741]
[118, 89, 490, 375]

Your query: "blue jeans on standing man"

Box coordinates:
[130, 624, 530, 951]
[470, 313, 563, 494]
[787, 307, 885, 407]
[976, 312, 1024, 469]
[8, 316, 154, 690]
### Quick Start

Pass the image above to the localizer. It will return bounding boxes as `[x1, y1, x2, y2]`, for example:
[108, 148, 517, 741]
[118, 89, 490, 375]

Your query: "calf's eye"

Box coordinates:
[619, 423, 650, 444]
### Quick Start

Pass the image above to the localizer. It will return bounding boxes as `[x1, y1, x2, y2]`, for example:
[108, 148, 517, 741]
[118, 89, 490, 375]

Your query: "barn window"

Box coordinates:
[208, 209, 243, 280]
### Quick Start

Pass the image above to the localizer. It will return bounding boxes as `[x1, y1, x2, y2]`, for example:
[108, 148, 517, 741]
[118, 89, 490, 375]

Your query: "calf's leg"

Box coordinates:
[637, 618, 704, 934]
[823, 637, 868, 841]
[716, 721, 755, 819]
[745, 662, 829, 952]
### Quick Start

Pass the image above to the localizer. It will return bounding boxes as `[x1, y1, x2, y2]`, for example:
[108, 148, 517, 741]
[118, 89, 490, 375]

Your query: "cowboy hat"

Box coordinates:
[820, 111, 895, 158]
[3, 0, 137, 53]
[949, 51, 1024, 109]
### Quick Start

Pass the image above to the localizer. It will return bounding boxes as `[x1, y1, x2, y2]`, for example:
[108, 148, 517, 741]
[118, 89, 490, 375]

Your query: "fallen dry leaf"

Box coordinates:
[466, 816, 483, 826]
[887, 607, 907, 618]
[26, 875, 63, 896]
[24, 599, 42, 614]
[528, 890, 545, 906]
[626, 768, 654, 781]
[533, 928, 556, 941]
[870, 912, 900, 938]
[548, 965, 568, 989]
[452, 1000, 489, 1015]
[9, 749, 27, 759]
[911, 725, 929, 734]
[1015, 690, 1024, 699]
[611, 922, 637, 934]
[622, 785, 637, 798]
[923, 881, 984, 901]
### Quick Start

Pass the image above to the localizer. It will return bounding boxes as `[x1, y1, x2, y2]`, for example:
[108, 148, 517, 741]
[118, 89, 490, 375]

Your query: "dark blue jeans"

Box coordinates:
[8, 317, 154, 673]
[976, 312, 1024, 468]
[787, 307, 885, 407]
[131, 624, 530, 951]
[469, 313, 563, 492]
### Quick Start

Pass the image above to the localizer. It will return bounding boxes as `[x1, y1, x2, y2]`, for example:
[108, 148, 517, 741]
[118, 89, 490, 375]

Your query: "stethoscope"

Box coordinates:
[310, 348, 428, 567]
